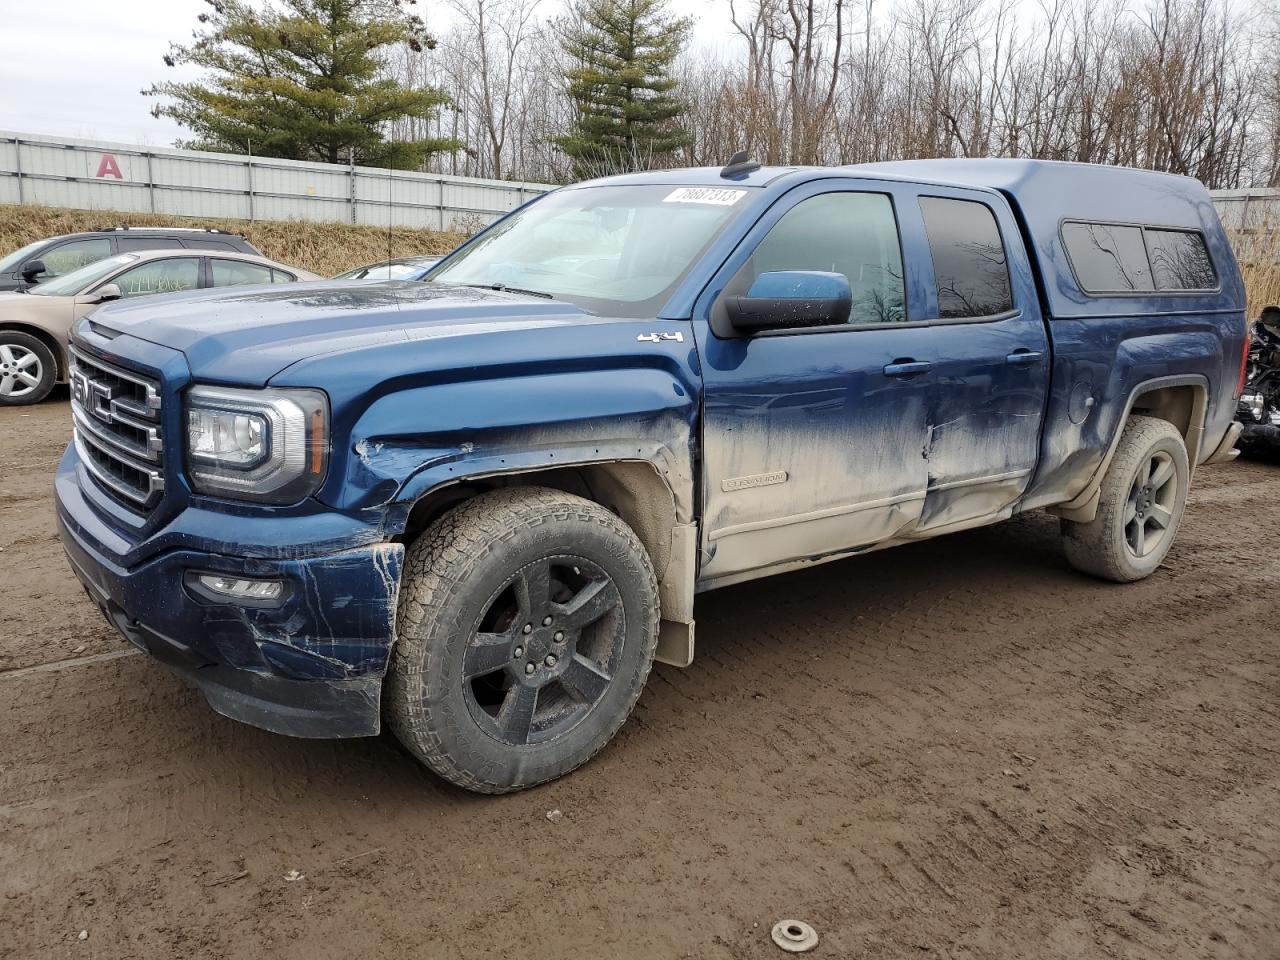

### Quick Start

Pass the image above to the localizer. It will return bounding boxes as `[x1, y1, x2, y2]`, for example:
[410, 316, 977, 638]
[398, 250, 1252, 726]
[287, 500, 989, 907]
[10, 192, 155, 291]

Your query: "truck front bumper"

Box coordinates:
[55, 451, 404, 739]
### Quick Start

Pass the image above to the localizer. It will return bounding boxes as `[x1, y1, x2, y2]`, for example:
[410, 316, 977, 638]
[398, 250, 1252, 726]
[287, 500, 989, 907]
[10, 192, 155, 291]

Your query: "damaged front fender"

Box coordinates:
[334, 360, 700, 535]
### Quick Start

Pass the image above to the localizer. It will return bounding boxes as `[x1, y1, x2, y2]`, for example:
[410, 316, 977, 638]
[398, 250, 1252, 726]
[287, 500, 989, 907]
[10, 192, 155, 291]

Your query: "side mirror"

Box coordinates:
[79, 283, 123, 305]
[724, 271, 852, 334]
[21, 259, 47, 283]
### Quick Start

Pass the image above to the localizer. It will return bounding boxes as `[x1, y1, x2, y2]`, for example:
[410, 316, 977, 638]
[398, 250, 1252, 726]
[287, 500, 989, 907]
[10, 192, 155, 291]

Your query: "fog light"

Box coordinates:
[195, 573, 284, 602]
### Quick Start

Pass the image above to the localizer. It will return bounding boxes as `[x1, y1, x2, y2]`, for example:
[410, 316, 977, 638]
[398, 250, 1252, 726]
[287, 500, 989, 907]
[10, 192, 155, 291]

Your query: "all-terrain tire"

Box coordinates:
[386, 487, 660, 794]
[0, 331, 57, 406]
[1061, 415, 1190, 583]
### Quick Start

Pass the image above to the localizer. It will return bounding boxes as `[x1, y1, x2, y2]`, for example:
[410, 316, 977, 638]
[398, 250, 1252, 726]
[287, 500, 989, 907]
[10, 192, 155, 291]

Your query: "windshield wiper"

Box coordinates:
[453, 281, 555, 300]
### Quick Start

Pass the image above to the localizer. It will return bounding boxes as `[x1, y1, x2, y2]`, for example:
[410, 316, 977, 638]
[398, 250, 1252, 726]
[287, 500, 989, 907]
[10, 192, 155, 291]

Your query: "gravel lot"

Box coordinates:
[2, 395, 1278, 959]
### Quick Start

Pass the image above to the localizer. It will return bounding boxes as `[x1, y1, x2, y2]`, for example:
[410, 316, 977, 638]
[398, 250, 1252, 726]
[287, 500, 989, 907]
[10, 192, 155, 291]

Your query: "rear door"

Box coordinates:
[908, 190, 1050, 531]
[691, 178, 939, 585]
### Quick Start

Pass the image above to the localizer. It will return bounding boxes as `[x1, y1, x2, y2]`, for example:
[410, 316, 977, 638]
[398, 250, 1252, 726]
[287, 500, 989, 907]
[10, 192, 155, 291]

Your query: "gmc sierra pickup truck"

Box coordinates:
[54, 158, 1247, 793]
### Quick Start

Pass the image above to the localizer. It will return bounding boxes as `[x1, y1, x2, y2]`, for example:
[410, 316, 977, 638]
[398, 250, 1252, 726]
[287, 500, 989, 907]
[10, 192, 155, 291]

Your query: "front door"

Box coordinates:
[691, 180, 938, 585]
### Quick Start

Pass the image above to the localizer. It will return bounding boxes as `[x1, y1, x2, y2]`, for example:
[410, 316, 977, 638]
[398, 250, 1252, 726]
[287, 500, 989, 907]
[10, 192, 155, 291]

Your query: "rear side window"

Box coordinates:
[1061, 222, 1153, 292]
[117, 236, 184, 253]
[210, 259, 274, 287]
[919, 197, 1013, 319]
[182, 238, 238, 251]
[1061, 221, 1217, 294]
[270, 269, 297, 283]
[1145, 229, 1217, 290]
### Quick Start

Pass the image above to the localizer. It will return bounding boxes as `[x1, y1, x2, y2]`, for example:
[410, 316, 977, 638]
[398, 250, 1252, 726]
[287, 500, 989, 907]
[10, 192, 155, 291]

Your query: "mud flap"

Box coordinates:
[656, 619, 694, 668]
[1203, 421, 1242, 464]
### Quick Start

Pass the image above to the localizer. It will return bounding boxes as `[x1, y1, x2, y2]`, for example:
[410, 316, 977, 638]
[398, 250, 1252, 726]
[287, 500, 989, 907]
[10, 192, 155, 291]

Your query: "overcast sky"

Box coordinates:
[0, 0, 738, 147]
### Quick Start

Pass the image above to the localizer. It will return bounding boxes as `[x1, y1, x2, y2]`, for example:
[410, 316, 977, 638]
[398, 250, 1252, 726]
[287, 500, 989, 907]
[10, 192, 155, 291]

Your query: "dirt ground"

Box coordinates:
[2, 395, 1279, 960]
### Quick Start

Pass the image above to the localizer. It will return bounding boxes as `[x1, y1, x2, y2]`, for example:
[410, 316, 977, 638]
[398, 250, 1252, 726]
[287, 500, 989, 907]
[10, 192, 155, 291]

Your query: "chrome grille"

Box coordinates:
[69, 346, 165, 511]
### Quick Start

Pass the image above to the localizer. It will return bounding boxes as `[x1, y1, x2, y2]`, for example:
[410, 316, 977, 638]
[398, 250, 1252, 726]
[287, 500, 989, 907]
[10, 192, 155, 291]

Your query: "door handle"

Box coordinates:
[1005, 350, 1044, 366]
[882, 360, 933, 378]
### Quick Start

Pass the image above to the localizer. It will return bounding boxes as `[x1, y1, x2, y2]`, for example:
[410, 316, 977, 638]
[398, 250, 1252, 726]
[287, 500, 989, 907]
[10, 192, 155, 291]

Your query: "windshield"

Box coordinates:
[0, 240, 46, 274]
[31, 254, 137, 296]
[427, 184, 752, 317]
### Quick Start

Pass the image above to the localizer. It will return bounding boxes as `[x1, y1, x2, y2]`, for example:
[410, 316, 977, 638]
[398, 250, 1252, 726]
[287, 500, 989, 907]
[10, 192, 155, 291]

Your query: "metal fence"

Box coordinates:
[1211, 189, 1280, 263]
[1211, 188, 1280, 230]
[0, 131, 554, 232]
[0, 134, 1267, 241]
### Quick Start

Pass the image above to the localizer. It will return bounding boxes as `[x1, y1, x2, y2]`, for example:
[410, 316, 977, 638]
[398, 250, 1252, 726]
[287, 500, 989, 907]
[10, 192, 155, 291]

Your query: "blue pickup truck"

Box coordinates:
[55, 158, 1246, 793]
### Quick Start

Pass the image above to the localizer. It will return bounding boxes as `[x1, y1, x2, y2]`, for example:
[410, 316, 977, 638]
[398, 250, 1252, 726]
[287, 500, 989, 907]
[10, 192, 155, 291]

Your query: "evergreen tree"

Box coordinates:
[555, 0, 691, 179]
[146, 0, 457, 169]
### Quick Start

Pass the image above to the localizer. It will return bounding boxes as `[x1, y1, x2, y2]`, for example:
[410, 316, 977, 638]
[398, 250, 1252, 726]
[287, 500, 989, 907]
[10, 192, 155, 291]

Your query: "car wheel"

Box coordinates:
[386, 487, 660, 794]
[1061, 415, 1190, 583]
[0, 332, 57, 406]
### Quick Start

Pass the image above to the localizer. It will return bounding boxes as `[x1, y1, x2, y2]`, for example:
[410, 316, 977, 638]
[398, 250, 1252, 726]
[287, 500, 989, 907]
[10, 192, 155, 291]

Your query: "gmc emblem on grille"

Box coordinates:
[70, 370, 89, 407]
[88, 380, 119, 425]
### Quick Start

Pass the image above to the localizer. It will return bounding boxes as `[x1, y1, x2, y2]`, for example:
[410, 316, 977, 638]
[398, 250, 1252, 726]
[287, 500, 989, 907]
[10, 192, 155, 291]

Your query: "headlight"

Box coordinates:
[185, 385, 329, 504]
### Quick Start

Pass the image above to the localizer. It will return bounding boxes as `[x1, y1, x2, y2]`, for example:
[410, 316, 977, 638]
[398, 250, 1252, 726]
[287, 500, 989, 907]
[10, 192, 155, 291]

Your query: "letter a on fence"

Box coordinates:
[95, 154, 124, 180]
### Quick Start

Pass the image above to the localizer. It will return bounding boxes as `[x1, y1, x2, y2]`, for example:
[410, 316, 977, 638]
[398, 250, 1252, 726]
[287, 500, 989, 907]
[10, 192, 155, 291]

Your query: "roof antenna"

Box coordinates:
[720, 150, 760, 179]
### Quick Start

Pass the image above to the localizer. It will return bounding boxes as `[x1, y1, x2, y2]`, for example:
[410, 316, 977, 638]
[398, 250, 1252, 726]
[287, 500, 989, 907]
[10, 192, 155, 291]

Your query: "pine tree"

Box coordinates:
[145, 0, 457, 169]
[555, 0, 691, 179]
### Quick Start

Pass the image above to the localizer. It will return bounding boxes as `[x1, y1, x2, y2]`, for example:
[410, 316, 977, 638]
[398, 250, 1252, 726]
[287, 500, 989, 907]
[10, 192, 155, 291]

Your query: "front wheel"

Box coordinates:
[1061, 415, 1190, 582]
[0, 332, 57, 406]
[386, 487, 660, 794]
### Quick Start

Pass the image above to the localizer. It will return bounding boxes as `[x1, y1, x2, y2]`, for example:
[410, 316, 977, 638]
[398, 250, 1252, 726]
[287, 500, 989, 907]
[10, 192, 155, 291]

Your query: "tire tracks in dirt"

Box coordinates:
[1, 404, 1278, 959]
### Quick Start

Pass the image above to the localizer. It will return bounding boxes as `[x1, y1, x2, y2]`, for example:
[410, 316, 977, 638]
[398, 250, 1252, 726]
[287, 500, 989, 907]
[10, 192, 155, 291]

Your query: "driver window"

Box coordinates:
[745, 193, 906, 324]
[40, 238, 112, 277]
[112, 258, 201, 298]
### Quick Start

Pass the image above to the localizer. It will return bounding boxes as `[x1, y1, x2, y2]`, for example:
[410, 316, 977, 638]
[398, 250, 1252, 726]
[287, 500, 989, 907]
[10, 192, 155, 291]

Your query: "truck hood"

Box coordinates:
[87, 280, 607, 385]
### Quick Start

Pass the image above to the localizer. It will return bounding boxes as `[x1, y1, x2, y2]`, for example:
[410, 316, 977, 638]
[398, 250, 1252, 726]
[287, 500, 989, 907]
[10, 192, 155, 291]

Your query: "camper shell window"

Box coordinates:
[1061, 220, 1218, 295]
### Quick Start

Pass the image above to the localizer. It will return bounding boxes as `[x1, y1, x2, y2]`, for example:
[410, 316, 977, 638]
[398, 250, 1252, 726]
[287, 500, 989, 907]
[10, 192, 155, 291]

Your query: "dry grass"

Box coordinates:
[1238, 260, 1280, 316]
[1229, 227, 1280, 317]
[0, 203, 468, 278]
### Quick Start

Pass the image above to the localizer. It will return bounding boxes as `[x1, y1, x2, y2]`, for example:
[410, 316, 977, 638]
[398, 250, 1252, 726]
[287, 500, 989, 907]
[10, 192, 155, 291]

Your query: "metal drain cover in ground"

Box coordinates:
[771, 920, 818, 953]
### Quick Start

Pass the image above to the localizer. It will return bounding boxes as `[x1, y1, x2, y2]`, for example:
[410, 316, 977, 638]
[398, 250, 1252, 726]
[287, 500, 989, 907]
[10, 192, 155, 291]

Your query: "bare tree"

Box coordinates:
[373, 0, 1276, 188]
[446, 0, 545, 179]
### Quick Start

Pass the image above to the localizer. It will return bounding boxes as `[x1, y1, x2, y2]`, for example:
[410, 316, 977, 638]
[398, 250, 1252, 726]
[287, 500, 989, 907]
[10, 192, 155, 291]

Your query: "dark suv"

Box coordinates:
[0, 227, 261, 292]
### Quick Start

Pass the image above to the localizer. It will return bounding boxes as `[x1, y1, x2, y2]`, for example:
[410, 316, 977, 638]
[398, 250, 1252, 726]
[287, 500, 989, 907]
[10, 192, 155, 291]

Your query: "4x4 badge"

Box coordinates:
[636, 332, 684, 343]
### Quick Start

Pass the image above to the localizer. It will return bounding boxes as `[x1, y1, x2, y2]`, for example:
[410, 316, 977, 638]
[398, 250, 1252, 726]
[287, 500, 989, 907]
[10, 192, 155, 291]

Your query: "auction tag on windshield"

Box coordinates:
[663, 187, 746, 205]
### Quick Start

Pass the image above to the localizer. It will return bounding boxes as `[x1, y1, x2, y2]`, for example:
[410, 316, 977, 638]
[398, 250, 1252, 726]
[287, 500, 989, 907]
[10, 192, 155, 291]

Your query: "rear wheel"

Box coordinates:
[386, 487, 660, 794]
[1061, 415, 1190, 582]
[0, 332, 56, 406]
